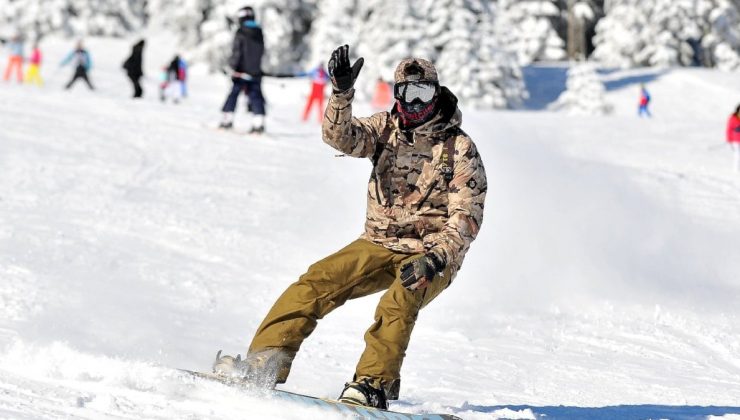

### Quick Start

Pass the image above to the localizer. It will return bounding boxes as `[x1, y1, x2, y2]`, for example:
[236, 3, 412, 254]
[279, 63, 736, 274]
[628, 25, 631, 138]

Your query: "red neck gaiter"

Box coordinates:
[396, 98, 438, 128]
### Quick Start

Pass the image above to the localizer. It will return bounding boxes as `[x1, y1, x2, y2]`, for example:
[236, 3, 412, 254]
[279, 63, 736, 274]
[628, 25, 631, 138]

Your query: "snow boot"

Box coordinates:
[338, 378, 388, 410]
[218, 121, 233, 130]
[212, 348, 291, 389]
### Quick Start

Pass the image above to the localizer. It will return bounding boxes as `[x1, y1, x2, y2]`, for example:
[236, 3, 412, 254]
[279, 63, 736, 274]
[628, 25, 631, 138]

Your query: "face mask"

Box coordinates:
[397, 97, 438, 127]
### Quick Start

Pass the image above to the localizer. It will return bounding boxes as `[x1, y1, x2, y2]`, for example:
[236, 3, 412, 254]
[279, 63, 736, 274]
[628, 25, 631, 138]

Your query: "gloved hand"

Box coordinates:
[399, 253, 444, 291]
[327, 44, 364, 93]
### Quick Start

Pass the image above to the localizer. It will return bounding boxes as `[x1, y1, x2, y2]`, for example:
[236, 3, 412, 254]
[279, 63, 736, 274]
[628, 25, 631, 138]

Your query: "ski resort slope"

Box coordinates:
[1, 36, 740, 419]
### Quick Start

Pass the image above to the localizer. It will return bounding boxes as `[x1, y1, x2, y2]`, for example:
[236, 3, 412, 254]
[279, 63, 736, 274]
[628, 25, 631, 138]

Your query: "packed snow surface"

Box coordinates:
[1, 37, 740, 419]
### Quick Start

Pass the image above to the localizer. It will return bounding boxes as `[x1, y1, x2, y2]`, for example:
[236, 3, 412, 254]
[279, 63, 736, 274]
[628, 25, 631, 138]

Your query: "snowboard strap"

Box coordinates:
[371, 123, 393, 168]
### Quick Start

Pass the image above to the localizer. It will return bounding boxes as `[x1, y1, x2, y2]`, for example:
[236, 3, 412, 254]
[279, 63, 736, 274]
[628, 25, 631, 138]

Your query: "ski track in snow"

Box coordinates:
[1, 36, 740, 419]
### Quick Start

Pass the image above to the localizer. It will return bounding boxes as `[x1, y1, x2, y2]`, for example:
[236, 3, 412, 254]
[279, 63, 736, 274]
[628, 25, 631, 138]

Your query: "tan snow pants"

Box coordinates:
[248, 238, 452, 399]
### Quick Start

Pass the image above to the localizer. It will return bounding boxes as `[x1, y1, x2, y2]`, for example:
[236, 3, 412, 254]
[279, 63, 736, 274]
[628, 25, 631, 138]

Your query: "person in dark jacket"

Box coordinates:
[219, 6, 266, 134]
[123, 39, 145, 98]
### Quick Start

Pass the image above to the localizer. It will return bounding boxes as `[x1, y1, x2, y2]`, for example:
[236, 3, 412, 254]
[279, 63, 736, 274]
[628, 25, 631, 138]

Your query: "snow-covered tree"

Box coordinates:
[352, 0, 426, 86]
[495, 0, 567, 65]
[549, 62, 612, 115]
[428, 0, 526, 108]
[346, 0, 526, 108]
[146, 0, 212, 47]
[307, 0, 359, 67]
[699, 0, 740, 70]
[0, 0, 146, 39]
[593, 0, 740, 69]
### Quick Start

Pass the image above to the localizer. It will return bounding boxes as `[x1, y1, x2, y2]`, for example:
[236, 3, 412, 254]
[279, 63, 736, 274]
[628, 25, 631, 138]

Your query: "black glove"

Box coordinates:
[327, 44, 364, 93]
[399, 253, 445, 291]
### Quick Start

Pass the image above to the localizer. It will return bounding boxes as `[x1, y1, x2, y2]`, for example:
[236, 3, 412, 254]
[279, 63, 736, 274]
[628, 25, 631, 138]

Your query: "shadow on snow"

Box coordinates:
[459, 403, 740, 420]
[520, 64, 667, 111]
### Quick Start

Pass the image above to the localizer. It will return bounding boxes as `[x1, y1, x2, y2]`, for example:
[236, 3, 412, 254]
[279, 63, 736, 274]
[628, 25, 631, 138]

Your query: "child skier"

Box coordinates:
[24, 42, 42, 86]
[638, 84, 651, 117]
[297, 63, 328, 123]
[61, 40, 94, 91]
[160, 55, 187, 103]
[3, 34, 24, 83]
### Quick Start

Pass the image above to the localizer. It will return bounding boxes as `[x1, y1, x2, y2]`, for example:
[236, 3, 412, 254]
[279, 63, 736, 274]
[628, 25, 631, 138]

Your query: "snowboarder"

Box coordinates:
[638, 84, 651, 117]
[219, 6, 266, 134]
[24, 41, 42, 86]
[3, 34, 24, 83]
[61, 40, 94, 91]
[213, 45, 488, 410]
[727, 104, 740, 172]
[160, 55, 187, 103]
[297, 63, 328, 123]
[122, 39, 145, 98]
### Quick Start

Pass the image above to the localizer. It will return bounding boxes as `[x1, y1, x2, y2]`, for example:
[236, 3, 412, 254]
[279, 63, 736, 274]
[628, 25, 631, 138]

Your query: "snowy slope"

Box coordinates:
[1, 37, 740, 419]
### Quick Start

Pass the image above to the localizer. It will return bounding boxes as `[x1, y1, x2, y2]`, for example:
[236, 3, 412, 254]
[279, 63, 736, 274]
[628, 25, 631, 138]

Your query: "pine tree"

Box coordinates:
[549, 62, 612, 115]
[307, 0, 359, 67]
[354, 0, 422, 87]
[0, 0, 146, 39]
[699, 0, 740, 70]
[429, 0, 526, 108]
[593, 0, 740, 69]
[495, 0, 567, 65]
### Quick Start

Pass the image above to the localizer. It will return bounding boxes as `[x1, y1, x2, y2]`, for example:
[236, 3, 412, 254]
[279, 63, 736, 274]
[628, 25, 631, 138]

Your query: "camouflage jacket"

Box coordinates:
[322, 87, 487, 275]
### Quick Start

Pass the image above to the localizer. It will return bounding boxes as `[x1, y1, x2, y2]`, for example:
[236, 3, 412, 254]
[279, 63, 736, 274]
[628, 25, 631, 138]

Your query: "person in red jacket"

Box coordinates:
[25, 41, 43, 86]
[727, 104, 740, 172]
[298, 63, 328, 123]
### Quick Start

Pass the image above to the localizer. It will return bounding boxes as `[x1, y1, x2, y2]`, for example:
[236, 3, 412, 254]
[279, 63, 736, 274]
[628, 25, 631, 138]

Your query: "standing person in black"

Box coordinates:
[219, 6, 266, 134]
[123, 39, 145, 98]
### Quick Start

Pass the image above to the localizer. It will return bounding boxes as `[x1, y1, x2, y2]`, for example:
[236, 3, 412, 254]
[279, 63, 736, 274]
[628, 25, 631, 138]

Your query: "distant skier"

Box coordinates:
[371, 77, 392, 110]
[160, 55, 187, 103]
[61, 40, 94, 91]
[219, 6, 266, 134]
[638, 84, 651, 118]
[297, 63, 328, 123]
[177, 56, 188, 98]
[122, 39, 145, 98]
[24, 41, 43, 86]
[727, 104, 740, 172]
[213, 45, 488, 410]
[3, 34, 24, 83]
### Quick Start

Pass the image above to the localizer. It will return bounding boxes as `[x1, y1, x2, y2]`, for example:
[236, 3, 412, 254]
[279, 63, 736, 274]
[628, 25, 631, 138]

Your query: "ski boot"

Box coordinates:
[248, 125, 265, 135]
[338, 378, 388, 409]
[212, 348, 292, 389]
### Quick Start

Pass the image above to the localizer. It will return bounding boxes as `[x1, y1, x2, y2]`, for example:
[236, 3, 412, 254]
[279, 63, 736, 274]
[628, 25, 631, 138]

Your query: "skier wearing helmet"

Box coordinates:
[213, 45, 487, 410]
[219, 5, 266, 133]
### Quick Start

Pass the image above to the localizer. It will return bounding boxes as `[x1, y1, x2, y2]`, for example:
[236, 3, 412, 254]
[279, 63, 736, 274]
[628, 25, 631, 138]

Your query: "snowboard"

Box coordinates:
[179, 369, 463, 420]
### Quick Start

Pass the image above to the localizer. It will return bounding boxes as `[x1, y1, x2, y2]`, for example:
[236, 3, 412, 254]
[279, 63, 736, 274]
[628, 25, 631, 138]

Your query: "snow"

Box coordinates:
[2, 35, 740, 419]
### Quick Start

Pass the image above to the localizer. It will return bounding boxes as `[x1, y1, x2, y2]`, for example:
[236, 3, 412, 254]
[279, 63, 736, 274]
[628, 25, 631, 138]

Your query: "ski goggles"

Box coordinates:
[394, 81, 438, 103]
